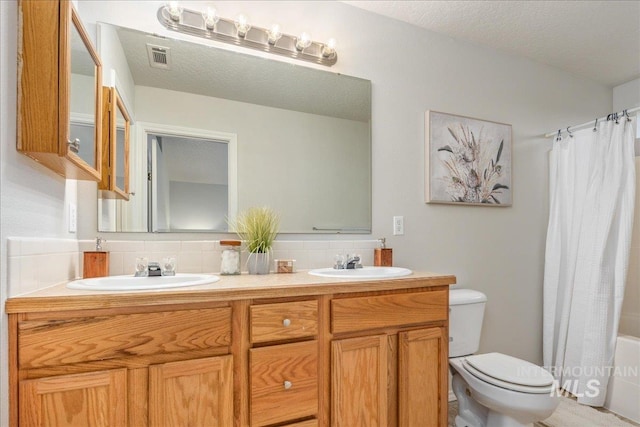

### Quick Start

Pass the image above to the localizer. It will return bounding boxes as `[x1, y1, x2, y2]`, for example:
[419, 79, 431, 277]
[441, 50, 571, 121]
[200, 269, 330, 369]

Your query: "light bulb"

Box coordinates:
[202, 7, 219, 30]
[267, 24, 282, 45]
[295, 32, 312, 51]
[322, 38, 337, 57]
[234, 14, 251, 38]
[166, 1, 182, 21]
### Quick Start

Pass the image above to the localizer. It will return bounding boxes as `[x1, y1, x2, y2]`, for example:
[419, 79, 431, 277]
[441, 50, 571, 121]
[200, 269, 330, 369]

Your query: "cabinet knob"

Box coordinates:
[282, 318, 291, 327]
[283, 380, 292, 390]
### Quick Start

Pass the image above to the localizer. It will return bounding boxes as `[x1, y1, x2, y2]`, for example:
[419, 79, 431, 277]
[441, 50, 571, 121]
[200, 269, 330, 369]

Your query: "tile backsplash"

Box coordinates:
[7, 237, 80, 297]
[7, 237, 379, 297]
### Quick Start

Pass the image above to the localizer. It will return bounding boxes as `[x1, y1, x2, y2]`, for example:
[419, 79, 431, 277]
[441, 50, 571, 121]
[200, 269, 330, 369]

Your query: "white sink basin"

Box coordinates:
[308, 266, 412, 279]
[67, 273, 220, 291]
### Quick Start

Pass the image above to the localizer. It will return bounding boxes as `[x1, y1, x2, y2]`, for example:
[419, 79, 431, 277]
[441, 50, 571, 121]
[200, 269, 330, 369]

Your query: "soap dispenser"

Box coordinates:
[83, 237, 109, 278]
[374, 237, 393, 267]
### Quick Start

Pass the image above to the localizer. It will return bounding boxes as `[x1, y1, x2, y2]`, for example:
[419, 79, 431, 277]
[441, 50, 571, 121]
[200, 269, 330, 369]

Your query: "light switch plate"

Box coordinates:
[393, 216, 404, 236]
[69, 203, 77, 233]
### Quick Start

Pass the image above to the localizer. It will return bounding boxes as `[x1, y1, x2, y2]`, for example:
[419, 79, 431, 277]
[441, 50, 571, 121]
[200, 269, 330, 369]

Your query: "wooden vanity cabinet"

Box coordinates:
[10, 305, 233, 427]
[17, 0, 103, 180]
[8, 278, 452, 427]
[330, 290, 449, 427]
[99, 86, 131, 200]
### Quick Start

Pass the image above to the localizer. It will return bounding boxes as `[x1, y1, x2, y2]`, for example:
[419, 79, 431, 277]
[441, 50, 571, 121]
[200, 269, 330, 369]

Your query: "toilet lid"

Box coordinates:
[464, 353, 554, 389]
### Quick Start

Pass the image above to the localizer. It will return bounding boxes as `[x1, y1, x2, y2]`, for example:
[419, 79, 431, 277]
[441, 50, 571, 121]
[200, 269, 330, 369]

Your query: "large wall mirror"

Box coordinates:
[97, 23, 371, 233]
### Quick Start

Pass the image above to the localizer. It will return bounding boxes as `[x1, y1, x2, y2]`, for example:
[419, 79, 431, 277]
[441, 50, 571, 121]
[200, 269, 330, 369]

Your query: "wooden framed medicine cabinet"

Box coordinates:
[17, 0, 103, 181]
[99, 86, 131, 200]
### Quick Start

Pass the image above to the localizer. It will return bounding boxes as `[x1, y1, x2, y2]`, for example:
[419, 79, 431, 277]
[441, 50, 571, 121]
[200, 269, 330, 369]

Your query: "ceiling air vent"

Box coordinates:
[146, 44, 171, 70]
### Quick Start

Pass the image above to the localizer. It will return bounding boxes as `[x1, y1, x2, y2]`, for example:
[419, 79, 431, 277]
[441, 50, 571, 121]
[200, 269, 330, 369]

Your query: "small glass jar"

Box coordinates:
[220, 240, 241, 275]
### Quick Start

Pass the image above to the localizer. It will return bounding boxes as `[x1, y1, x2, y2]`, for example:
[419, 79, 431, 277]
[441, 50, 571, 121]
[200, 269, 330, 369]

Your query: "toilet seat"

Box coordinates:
[463, 353, 555, 394]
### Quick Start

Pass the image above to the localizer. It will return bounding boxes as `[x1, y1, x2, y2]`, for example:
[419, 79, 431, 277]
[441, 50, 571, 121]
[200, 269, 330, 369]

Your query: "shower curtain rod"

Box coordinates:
[544, 106, 639, 138]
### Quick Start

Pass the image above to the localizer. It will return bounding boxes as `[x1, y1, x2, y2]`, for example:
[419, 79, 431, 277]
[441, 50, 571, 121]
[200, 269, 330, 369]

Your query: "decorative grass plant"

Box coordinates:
[231, 207, 280, 254]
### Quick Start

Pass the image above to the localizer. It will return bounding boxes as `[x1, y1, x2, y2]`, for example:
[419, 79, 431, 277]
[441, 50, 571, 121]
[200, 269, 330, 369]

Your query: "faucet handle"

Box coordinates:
[354, 254, 362, 268]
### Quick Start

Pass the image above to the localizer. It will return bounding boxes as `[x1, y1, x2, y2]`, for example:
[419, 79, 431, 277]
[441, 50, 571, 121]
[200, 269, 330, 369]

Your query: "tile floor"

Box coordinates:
[447, 399, 640, 427]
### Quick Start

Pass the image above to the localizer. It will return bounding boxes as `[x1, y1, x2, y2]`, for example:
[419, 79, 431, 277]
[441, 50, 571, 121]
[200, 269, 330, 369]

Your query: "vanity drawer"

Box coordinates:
[18, 308, 232, 369]
[282, 421, 318, 427]
[250, 341, 318, 427]
[250, 300, 318, 343]
[331, 290, 447, 334]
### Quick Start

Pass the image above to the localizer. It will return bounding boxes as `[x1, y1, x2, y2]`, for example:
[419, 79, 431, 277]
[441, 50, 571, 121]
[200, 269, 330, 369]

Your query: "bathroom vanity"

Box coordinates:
[6, 272, 454, 427]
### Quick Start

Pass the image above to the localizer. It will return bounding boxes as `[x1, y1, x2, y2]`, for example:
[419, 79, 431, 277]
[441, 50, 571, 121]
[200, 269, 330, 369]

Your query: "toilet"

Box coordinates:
[449, 289, 559, 427]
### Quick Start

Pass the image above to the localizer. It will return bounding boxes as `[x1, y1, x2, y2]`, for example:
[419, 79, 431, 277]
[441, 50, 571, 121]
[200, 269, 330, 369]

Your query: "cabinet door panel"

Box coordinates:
[399, 328, 447, 427]
[19, 368, 127, 427]
[331, 335, 387, 427]
[149, 355, 233, 427]
[99, 86, 131, 200]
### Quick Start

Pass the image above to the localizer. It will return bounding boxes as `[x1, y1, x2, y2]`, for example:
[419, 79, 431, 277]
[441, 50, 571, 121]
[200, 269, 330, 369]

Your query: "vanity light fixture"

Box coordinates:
[167, 1, 182, 21]
[322, 38, 337, 58]
[202, 7, 219, 30]
[234, 14, 251, 38]
[157, 2, 338, 66]
[267, 24, 282, 45]
[295, 32, 312, 51]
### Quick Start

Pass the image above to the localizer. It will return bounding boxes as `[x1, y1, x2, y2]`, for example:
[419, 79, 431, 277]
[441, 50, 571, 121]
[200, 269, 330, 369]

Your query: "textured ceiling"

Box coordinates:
[114, 25, 371, 122]
[345, 1, 640, 87]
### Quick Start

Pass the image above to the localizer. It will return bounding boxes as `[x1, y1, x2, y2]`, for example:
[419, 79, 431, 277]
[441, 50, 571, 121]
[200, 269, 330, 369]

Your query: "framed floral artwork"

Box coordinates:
[425, 110, 512, 206]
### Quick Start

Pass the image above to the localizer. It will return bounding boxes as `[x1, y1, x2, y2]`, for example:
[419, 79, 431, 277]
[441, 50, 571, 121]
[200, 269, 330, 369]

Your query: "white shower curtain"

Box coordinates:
[543, 118, 636, 406]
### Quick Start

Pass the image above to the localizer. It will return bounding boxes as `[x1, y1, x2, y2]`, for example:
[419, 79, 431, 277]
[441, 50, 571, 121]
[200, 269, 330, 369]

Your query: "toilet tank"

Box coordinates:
[449, 289, 487, 357]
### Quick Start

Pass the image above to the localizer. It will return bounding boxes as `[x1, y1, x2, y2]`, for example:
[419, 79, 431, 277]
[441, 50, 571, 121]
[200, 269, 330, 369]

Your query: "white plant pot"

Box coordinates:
[247, 252, 270, 274]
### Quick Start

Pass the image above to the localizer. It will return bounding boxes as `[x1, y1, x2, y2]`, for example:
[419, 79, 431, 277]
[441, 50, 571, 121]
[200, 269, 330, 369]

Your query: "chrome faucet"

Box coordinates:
[334, 254, 362, 269]
[135, 261, 162, 277]
[345, 255, 362, 269]
[147, 261, 162, 276]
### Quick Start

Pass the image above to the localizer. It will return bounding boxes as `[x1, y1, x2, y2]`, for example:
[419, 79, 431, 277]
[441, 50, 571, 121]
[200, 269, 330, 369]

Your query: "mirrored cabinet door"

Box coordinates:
[115, 98, 130, 196]
[17, 0, 102, 181]
[67, 15, 99, 173]
[99, 86, 131, 200]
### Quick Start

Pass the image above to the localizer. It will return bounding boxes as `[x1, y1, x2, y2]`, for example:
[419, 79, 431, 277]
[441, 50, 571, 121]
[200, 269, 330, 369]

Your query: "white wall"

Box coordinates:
[613, 78, 640, 111]
[2, 1, 617, 424]
[97, 22, 135, 115]
[614, 78, 640, 337]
